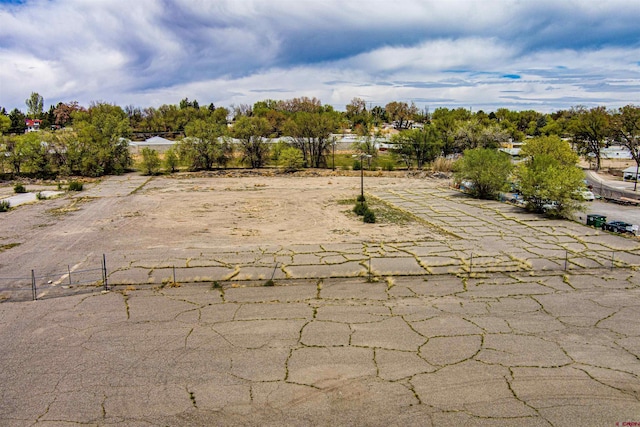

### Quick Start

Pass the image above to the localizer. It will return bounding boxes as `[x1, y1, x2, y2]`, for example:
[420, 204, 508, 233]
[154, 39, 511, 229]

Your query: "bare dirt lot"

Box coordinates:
[1, 170, 450, 294]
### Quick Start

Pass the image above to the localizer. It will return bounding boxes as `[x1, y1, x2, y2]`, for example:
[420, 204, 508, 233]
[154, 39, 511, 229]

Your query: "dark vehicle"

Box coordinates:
[602, 220, 634, 234]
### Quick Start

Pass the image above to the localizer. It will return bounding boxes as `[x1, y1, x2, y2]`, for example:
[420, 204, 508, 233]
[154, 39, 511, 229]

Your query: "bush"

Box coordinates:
[353, 201, 368, 216]
[68, 181, 83, 191]
[13, 183, 26, 194]
[382, 159, 395, 171]
[36, 192, 47, 200]
[363, 209, 376, 223]
[357, 194, 366, 203]
[279, 146, 304, 172]
[141, 147, 161, 175]
[353, 160, 362, 170]
[453, 148, 513, 200]
[0, 200, 10, 212]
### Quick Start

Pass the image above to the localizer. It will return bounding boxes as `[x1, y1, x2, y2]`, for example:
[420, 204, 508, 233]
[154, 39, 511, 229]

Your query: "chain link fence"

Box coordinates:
[1, 249, 639, 303]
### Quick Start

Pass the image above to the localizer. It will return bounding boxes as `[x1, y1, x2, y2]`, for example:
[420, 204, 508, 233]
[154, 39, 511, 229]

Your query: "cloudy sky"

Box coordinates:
[1, 0, 640, 113]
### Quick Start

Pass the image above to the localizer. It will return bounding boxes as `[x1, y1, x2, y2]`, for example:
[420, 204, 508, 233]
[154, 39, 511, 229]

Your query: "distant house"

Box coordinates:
[499, 139, 523, 157]
[25, 119, 42, 132]
[602, 145, 633, 160]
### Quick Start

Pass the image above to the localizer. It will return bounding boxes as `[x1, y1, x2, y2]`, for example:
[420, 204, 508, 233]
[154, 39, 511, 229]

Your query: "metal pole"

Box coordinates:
[68, 265, 72, 286]
[635, 164, 639, 192]
[361, 159, 364, 200]
[31, 270, 36, 301]
[332, 141, 336, 171]
[611, 251, 615, 270]
[102, 254, 108, 291]
[173, 266, 177, 285]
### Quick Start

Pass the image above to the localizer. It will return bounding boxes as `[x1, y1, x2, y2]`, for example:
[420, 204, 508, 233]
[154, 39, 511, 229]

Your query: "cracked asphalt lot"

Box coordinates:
[1, 173, 640, 425]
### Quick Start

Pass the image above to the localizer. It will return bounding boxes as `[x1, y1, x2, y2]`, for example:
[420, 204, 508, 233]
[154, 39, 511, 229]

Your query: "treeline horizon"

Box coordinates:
[1, 93, 640, 179]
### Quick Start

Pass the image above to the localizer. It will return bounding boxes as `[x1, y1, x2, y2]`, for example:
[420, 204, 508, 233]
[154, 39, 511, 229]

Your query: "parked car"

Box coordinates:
[602, 220, 635, 234]
[579, 190, 595, 201]
[542, 201, 558, 212]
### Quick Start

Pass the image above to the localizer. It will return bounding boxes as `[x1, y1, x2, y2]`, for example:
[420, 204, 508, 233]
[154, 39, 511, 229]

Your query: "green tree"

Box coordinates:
[232, 116, 271, 168]
[432, 109, 459, 156]
[0, 114, 10, 135]
[284, 110, 339, 168]
[385, 101, 418, 129]
[453, 148, 513, 199]
[568, 106, 610, 171]
[20, 131, 52, 177]
[390, 126, 442, 169]
[611, 105, 640, 189]
[516, 135, 585, 216]
[4, 135, 27, 174]
[25, 92, 44, 119]
[72, 102, 132, 176]
[8, 108, 26, 134]
[140, 147, 161, 175]
[345, 97, 370, 128]
[352, 123, 380, 168]
[164, 147, 179, 173]
[179, 119, 229, 170]
[455, 120, 509, 151]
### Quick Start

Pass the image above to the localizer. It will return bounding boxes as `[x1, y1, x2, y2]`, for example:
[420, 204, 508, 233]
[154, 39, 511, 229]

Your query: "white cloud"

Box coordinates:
[1, 0, 640, 112]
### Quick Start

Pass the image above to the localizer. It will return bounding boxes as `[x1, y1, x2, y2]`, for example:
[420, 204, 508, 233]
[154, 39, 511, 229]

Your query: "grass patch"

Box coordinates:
[47, 196, 96, 216]
[366, 197, 419, 225]
[339, 196, 416, 225]
[0, 243, 20, 252]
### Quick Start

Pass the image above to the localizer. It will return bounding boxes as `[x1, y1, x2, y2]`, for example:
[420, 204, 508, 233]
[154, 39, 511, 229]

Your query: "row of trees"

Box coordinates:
[3, 92, 640, 179]
[454, 136, 585, 218]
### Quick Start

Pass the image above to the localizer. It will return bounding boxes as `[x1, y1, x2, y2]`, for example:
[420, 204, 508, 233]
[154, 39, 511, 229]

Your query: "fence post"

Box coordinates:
[31, 270, 37, 301]
[102, 254, 108, 291]
[173, 266, 177, 285]
[68, 265, 72, 286]
[611, 251, 615, 270]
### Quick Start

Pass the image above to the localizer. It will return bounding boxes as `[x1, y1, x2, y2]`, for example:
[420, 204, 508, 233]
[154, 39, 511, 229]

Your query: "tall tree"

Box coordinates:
[8, 108, 26, 134]
[25, 92, 44, 119]
[568, 106, 610, 171]
[385, 101, 418, 130]
[180, 119, 229, 170]
[345, 97, 370, 128]
[232, 116, 271, 168]
[611, 105, 640, 189]
[284, 111, 339, 168]
[53, 101, 82, 127]
[72, 102, 132, 176]
[390, 126, 442, 169]
[516, 135, 585, 216]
